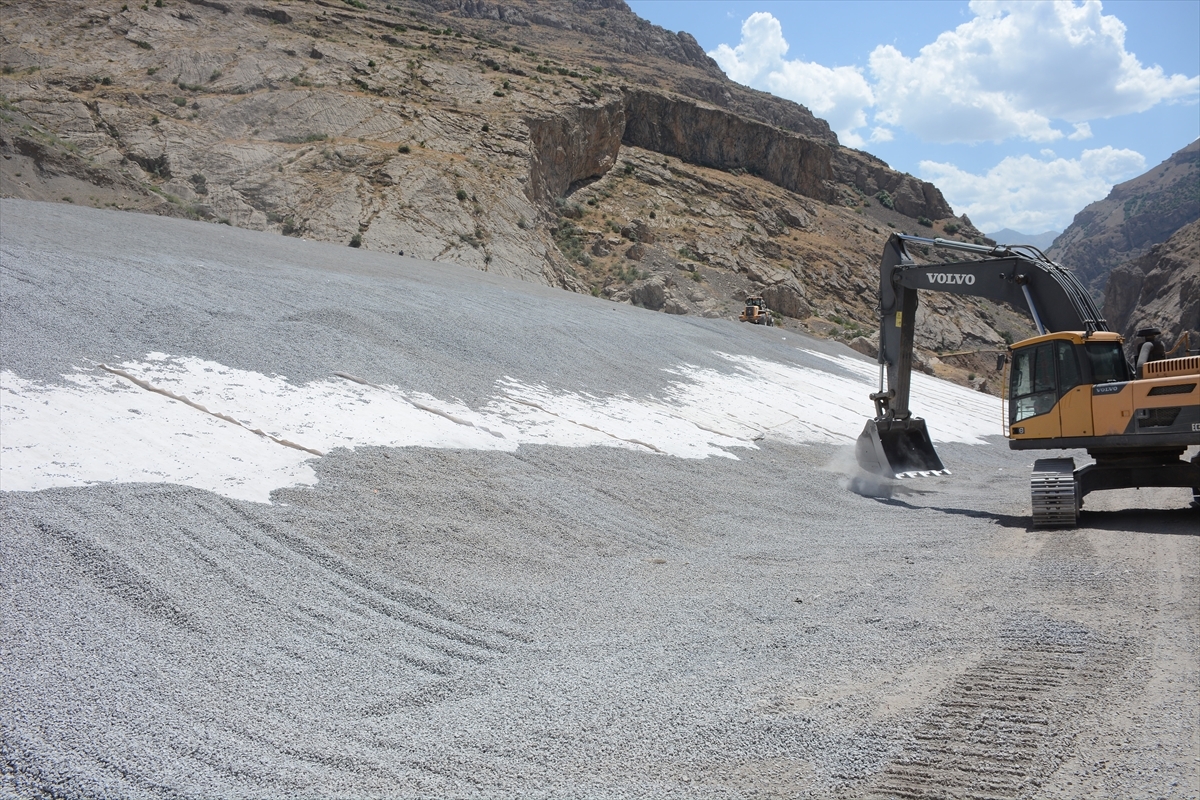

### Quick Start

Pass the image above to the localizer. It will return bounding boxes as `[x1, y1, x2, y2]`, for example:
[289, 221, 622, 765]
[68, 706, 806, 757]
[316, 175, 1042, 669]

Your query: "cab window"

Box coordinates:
[1055, 340, 1081, 392]
[1011, 343, 1057, 422]
[1085, 342, 1130, 383]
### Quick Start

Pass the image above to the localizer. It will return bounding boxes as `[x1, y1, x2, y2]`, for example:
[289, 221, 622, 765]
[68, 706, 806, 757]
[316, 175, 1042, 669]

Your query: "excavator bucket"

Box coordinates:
[855, 418, 948, 479]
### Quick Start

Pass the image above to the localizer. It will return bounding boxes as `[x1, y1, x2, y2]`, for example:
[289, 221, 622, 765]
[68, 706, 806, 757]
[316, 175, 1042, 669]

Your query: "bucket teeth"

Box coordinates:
[895, 469, 951, 479]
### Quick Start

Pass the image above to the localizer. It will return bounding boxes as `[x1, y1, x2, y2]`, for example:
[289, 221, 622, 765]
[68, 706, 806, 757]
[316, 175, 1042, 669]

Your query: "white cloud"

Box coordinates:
[1068, 122, 1093, 141]
[919, 146, 1146, 231]
[709, 4, 1198, 147]
[709, 12, 874, 146]
[869, 0, 1199, 144]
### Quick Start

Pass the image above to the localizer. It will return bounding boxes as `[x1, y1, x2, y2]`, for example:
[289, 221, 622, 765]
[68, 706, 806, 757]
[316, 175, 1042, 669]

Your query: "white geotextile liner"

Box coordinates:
[1, 350, 1000, 503]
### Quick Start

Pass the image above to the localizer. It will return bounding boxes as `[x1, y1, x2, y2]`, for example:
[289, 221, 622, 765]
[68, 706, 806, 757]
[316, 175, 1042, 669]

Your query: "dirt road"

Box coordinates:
[2, 200, 1196, 799]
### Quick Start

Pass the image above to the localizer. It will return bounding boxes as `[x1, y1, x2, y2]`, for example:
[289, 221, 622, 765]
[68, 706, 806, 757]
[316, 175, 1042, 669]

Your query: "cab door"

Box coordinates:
[1056, 341, 1092, 437]
[1010, 342, 1062, 438]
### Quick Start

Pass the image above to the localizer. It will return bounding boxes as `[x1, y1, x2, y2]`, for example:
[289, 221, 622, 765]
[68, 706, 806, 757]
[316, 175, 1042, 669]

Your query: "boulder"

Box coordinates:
[629, 274, 669, 310]
[761, 281, 811, 319]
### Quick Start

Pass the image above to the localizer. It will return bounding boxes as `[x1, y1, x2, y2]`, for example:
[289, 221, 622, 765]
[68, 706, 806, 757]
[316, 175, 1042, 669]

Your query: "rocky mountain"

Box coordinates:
[1048, 139, 1200, 296]
[985, 228, 1059, 250]
[1103, 218, 1200, 356]
[0, 0, 1031, 390]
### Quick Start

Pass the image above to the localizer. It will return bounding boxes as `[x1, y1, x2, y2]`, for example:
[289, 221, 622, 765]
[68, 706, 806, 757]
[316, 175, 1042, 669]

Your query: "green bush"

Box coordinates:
[398, 144, 410, 153]
[917, 216, 933, 227]
[456, 189, 468, 201]
[874, 190, 894, 209]
[349, 233, 362, 247]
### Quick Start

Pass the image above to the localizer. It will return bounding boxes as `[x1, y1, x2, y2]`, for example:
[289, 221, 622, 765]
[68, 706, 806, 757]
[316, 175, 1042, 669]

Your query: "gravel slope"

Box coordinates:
[2, 200, 1197, 799]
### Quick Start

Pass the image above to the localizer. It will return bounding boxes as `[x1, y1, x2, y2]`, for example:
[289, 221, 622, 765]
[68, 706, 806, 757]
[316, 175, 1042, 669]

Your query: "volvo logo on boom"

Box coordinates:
[926, 272, 976, 285]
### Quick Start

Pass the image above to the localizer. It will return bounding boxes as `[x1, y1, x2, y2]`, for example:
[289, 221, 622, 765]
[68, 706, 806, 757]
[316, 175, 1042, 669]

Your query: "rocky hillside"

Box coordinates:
[1048, 139, 1200, 296]
[0, 0, 1032, 390]
[1103, 218, 1200, 356]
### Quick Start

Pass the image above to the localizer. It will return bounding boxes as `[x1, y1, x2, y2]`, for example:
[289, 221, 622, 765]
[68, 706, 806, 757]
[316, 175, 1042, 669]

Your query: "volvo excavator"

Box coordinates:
[855, 233, 1200, 527]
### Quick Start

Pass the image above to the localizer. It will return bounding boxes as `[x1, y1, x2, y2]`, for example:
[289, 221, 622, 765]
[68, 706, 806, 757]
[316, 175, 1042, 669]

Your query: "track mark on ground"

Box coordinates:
[863, 614, 1130, 799]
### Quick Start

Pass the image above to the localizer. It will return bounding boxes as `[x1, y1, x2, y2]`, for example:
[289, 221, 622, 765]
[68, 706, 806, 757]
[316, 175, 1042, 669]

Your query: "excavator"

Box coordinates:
[855, 233, 1200, 527]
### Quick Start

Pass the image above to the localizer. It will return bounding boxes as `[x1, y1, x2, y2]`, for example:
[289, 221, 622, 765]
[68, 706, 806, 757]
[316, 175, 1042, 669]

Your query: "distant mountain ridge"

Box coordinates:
[1047, 140, 1200, 296]
[985, 228, 1060, 250]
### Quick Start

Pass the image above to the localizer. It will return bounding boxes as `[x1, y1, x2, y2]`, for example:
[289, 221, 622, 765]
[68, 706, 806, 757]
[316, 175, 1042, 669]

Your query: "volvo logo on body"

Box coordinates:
[926, 272, 976, 285]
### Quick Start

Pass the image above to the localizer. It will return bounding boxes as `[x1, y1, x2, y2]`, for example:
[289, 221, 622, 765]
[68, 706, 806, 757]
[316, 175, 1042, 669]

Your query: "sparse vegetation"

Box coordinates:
[349, 233, 362, 247]
[553, 219, 586, 264]
[874, 190, 894, 210]
[276, 133, 327, 144]
[917, 216, 933, 227]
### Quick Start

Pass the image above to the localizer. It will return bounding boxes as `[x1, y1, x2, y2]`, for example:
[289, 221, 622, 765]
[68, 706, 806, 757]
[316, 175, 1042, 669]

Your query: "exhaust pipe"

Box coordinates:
[855, 417, 949, 479]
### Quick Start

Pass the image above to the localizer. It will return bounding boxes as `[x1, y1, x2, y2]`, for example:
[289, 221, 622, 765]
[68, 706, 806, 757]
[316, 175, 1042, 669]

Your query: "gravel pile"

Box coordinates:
[2, 201, 1196, 799]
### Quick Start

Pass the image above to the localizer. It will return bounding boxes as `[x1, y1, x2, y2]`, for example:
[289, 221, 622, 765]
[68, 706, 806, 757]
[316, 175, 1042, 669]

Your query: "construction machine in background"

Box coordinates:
[739, 295, 774, 326]
[855, 234, 1200, 527]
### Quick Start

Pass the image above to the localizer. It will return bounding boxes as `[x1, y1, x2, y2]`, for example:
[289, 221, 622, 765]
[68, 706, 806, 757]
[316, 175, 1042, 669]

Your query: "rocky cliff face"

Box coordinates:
[1103, 218, 1200, 354]
[0, 0, 1022, 391]
[1048, 139, 1200, 296]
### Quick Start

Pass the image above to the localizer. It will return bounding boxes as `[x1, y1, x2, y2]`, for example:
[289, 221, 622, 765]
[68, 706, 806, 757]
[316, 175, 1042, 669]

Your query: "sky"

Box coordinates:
[626, 0, 1200, 234]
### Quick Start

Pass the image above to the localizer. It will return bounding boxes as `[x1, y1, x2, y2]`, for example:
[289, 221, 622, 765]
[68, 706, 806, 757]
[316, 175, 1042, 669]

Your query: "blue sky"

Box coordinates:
[626, 0, 1199, 234]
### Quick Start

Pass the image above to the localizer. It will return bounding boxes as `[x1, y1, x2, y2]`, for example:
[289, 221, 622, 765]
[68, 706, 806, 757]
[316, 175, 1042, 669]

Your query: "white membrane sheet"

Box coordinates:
[1, 352, 1001, 502]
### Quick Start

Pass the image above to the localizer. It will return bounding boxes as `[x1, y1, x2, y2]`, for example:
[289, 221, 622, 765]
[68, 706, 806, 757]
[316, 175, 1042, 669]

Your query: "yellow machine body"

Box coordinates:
[1007, 331, 1200, 447]
[739, 296, 773, 326]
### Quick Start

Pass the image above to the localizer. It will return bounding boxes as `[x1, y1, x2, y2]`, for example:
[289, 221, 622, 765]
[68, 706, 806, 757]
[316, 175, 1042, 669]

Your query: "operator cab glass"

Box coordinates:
[1010, 339, 1084, 424]
[1085, 341, 1131, 383]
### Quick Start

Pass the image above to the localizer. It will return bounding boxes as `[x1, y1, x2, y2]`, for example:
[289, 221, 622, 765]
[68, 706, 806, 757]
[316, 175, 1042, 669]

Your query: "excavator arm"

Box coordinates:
[858, 234, 1107, 477]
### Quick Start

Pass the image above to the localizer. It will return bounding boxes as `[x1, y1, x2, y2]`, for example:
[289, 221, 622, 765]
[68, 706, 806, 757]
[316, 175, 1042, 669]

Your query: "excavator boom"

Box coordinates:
[856, 234, 1199, 526]
[857, 234, 1105, 479]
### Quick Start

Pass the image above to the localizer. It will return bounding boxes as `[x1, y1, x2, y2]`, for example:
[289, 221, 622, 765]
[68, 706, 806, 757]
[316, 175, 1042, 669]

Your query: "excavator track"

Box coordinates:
[1031, 458, 1078, 528]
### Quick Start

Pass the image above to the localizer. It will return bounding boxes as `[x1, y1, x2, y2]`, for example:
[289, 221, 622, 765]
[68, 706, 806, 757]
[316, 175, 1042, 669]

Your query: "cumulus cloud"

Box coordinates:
[709, 3, 1198, 146]
[1068, 122, 1093, 141]
[709, 12, 874, 146]
[869, 0, 1199, 144]
[919, 146, 1146, 231]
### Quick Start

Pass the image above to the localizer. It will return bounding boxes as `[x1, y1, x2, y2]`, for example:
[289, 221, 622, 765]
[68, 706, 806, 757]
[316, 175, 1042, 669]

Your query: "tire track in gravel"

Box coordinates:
[861, 532, 1135, 800]
[862, 616, 1131, 799]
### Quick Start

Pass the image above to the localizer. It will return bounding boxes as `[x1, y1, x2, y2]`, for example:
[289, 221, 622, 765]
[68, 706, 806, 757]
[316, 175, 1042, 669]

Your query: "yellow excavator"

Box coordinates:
[856, 234, 1200, 527]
